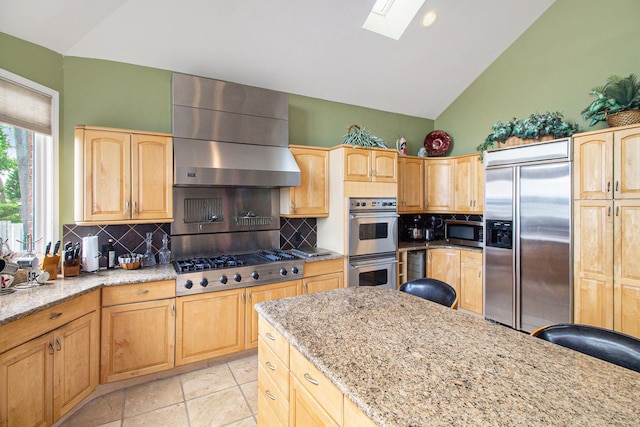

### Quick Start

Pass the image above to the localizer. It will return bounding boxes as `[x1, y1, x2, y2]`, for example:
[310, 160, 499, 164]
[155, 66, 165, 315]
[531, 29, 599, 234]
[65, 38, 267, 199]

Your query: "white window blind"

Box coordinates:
[0, 76, 52, 135]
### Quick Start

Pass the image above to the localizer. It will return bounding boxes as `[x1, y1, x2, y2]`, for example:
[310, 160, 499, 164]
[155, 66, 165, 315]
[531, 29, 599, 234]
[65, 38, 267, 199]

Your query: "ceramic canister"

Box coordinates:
[81, 235, 100, 272]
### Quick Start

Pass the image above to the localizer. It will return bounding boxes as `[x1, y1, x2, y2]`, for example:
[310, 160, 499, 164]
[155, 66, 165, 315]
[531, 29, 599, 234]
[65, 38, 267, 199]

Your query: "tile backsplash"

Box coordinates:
[63, 217, 318, 266]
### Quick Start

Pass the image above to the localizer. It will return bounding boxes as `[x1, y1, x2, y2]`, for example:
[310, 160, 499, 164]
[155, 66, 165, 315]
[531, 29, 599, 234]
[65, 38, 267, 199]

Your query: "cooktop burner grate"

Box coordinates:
[173, 249, 300, 274]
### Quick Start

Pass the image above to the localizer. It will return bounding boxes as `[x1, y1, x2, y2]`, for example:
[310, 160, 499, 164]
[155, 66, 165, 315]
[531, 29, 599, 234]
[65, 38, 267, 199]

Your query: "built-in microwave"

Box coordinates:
[444, 220, 483, 248]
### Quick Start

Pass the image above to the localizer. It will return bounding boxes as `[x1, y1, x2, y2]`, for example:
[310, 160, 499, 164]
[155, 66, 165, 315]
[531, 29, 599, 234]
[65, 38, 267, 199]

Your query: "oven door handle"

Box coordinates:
[349, 213, 399, 220]
[350, 259, 398, 269]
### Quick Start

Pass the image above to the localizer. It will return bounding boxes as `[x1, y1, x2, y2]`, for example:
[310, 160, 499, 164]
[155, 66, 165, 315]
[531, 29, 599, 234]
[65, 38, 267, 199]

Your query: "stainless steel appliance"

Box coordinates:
[170, 74, 304, 297]
[401, 214, 427, 242]
[483, 138, 573, 333]
[444, 219, 483, 248]
[348, 197, 398, 289]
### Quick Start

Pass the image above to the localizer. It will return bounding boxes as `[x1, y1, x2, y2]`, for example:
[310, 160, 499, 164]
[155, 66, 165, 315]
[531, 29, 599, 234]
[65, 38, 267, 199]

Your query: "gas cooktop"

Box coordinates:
[174, 249, 304, 296]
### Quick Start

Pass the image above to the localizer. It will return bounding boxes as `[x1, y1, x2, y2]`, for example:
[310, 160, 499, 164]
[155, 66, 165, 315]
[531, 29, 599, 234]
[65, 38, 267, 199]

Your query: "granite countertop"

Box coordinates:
[256, 287, 639, 426]
[0, 264, 176, 325]
[399, 239, 483, 252]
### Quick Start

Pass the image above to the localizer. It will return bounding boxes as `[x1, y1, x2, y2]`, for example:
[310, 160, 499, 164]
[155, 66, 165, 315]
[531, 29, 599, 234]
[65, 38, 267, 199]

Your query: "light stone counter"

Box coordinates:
[0, 264, 176, 325]
[255, 287, 639, 426]
[399, 240, 482, 253]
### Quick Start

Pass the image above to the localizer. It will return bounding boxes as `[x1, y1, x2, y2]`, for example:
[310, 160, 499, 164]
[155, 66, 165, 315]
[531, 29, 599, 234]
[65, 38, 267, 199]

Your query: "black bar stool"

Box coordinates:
[399, 278, 458, 309]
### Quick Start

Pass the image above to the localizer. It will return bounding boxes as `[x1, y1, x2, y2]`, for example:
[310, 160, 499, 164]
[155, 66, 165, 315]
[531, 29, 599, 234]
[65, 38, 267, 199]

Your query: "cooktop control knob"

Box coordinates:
[279, 267, 287, 276]
[252, 271, 259, 280]
[234, 273, 242, 282]
[184, 279, 193, 289]
[220, 275, 228, 284]
[291, 266, 299, 274]
[200, 278, 208, 287]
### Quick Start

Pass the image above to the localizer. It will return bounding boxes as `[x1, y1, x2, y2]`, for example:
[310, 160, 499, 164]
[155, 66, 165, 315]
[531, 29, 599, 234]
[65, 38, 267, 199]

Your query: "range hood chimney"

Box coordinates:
[172, 73, 300, 187]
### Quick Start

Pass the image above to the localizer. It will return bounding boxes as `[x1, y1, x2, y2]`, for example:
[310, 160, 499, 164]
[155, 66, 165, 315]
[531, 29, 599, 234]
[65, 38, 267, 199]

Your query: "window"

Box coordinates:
[0, 69, 59, 256]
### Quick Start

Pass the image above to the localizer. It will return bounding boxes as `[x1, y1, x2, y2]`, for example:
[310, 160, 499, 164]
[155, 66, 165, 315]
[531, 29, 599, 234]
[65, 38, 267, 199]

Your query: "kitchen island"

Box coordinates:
[255, 287, 639, 426]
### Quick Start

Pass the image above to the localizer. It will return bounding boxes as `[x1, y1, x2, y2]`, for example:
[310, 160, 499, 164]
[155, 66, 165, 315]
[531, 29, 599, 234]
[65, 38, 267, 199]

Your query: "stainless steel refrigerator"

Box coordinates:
[483, 138, 573, 333]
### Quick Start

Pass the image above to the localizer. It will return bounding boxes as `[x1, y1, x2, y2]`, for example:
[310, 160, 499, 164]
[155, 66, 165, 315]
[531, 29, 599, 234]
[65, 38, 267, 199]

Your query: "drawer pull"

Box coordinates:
[265, 332, 276, 341]
[265, 390, 276, 401]
[304, 373, 319, 385]
[136, 289, 150, 295]
[265, 361, 276, 371]
[49, 312, 62, 320]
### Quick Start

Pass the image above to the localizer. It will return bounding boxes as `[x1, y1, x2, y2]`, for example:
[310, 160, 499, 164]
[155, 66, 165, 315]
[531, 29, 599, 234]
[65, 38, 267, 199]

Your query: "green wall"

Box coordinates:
[436, 0, 640, 155]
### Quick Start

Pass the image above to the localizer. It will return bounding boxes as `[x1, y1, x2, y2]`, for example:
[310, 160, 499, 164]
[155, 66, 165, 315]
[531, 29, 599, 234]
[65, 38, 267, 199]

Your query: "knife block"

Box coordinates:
[62, 259, 80, 277]
[41, 255, 60, 280]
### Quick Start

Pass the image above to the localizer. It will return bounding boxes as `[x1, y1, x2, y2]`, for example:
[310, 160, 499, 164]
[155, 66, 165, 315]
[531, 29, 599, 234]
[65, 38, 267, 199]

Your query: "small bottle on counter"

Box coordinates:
[158, 234, 171, 265]
[142, 232, 156, 267]
[107, 239, 116, 269]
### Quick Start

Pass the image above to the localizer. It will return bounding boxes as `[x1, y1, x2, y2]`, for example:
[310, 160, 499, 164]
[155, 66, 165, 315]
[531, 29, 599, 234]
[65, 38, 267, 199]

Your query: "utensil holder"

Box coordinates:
[41, 255, 60, 280]
[63, 259, 80, 277]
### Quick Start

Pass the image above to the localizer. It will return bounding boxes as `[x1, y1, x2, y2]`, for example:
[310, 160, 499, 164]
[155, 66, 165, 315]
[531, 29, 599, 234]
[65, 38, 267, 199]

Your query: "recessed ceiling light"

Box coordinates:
[422, 10, 437, 27]
[362, 0, 426, 40]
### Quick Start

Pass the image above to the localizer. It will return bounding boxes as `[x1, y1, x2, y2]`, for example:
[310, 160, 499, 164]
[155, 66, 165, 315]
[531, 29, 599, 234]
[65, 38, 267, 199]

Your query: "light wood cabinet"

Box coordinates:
[573, 125, 640, 338]
[427, 248, 461, 295]
[176, 288, 245, 365]
[460, 250, 483, 315]
[0, 291, 99, 426]
[74, 125, 173, 224]
[281, 146, 329, 217]
[100, 280, 176, 383]
[425, 158, 455, 212]
[454, 154, 484, 213]
[246, 281, 301, 349]
[302, 258, 344, 295]
[398, 156, 425, 213]
[343, 147, 397, 183]
[257, 321, 290, 427]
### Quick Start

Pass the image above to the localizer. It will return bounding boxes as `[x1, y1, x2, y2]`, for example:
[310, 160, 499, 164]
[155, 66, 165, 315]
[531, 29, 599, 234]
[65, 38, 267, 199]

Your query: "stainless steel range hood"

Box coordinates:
[172, 73, 300, 187]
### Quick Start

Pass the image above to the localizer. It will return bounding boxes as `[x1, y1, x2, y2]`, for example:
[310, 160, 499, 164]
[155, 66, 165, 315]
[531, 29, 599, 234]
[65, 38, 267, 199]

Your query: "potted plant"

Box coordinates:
[581, 74, 640, 127]
[476, 112, 578, 159]
[342, 124, 388, 148]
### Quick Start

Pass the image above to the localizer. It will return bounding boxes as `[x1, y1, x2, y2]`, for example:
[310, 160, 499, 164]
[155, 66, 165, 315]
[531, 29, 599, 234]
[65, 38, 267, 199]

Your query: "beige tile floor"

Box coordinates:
[59, 354, 258, 427]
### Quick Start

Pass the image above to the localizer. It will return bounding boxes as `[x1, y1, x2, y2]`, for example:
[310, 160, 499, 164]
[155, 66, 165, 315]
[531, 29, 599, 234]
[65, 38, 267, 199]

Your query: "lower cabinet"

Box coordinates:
[258, 315, 376, 427]
[0, 290, 100, 426]
[100, 280, 176, 383]
[428, 248, 483, 315]
[302, 258, 344, 295]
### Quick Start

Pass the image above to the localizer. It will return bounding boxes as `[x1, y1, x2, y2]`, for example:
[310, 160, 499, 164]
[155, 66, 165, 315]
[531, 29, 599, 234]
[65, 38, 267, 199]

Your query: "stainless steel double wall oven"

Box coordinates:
[347, 197, 398, 290]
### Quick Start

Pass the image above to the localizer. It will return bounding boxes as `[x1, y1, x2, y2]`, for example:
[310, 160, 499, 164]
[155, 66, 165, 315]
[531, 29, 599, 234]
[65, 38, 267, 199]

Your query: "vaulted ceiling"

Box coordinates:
[1, 0, 555, 119]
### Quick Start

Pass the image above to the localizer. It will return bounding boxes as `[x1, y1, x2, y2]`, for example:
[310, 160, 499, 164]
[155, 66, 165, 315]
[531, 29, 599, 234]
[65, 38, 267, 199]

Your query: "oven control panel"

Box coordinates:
[349, 197, 397, 212]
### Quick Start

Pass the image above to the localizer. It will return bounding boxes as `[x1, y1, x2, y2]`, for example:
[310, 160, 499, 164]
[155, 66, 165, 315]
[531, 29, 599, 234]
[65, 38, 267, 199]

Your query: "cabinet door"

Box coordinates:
[573, 200, 614, 328]
[614, 200, 640, 338]
[398, 157, 424, 213]
[460, 258, 483, 314]
[474, 154, 484, 213]
[53, 311, 99, 421]
[372, 151, 397, 182]
[131, 133, 173, 221]
[83, 129, 131, 221]
[246, 281, 301, 349]
[427, 248, 460, 295]
[303, 272, 343, 294]
[344, 150, 371, 181]
[289, 375, 339, 427]
[288, 147, 329, 216]
[614, 127, 640, 199]
[101, 299, 175, 383]
[175, 289, 245, 365]
[425, 159, 455, 212]
[0, 333, 53, 427]
[573, 132, 613, 200]
[454, 156, 474, 213]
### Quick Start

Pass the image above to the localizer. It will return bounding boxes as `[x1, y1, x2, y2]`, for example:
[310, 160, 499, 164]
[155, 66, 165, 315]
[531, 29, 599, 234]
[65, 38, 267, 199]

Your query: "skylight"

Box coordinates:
[362, 0, 426, 40]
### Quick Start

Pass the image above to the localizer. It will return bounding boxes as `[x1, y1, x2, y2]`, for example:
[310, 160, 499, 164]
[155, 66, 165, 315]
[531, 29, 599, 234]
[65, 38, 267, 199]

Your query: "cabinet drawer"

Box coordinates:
[258, 362, 289, 426]
[258, 336, 289, 397]
[258, 318, 289, 367]
[257, 383, 285, 427]
[303, 258, 343, 277]
[289, 345, 343, 425]
[460, 250, 482, 264]
[0, 290, 99, 354]
[102, 280, 175, 306]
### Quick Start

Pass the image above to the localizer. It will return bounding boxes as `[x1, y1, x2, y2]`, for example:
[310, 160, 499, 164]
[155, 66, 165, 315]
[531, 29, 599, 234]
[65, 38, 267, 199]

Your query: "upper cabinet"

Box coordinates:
[574, 127, 640, 200]
[398, 156, 425, 213]
[343, 147, 397, 182]
[424, 158, 455, 212]
[454, 154, 484, 213]
[280, 145, 329, 217]
[74, 125, 173, 224]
